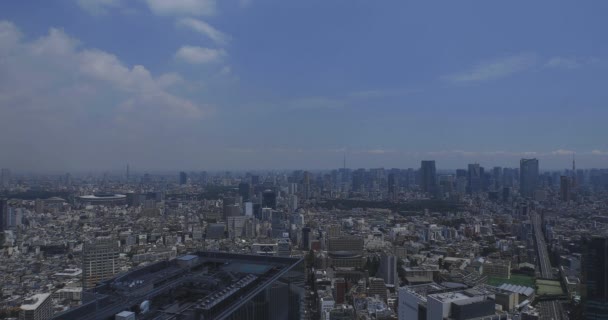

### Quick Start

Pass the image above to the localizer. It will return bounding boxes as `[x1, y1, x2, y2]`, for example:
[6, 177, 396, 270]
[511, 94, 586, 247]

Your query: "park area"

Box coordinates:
[536, 279, 564, 296]
[487, 274, 536, 287]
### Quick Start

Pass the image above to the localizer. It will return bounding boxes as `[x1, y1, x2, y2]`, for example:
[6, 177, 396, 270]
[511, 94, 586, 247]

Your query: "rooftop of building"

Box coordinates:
[53, 251, 303, 320]
[20, 293, 50, 311]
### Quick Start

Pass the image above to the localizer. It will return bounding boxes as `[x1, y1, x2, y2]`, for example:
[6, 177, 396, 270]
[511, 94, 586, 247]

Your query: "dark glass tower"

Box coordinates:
[179, 171, 188, 185]
[0, 199, 7, 231]
[262, 189, 277, 209]
[239, 182, 251, 202]
[467, 163, 482, 194]
[420, 160, 437, 195]
[583, 236, 608, 319]
[519, 158, 539, 198]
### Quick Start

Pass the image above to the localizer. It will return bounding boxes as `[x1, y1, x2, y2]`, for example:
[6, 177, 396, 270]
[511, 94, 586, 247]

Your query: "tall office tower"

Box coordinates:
[288, 194, 298, 212]
[239, 182, 251, 202]
[179, 171, 188, 185]
[262, 189, 277, 209]
[388, 173, 398, 200]
[288, 183, 298, 195]
[352, 169, 366, 192]
[577, 169, 586, 187]
[0, 199, 7, 231]
[467, 163, 482, 194]
[126, 164, 130, 182]
[520, 158, 539, 198]
[301, 227, 311, 250]
[420, 161, 437, 194]
[560, 176, 571, 202]
[583, 236, 608, 319]
[82, 237, 120, 289]
[271, 211, 286, 238]
[502, 168, 515, 187]
[502, 187, 511, 202]
[303, 171, 311, 199]
[492, 166, 502, 190]
[0, 168, 10, 188]
[377, 253, 398, 287]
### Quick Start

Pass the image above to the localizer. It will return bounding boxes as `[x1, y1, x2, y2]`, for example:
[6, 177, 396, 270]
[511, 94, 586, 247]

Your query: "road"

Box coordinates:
[538, 301, 563, 320]
[532, 212, 553, 279]
[531, 212, 561, 320]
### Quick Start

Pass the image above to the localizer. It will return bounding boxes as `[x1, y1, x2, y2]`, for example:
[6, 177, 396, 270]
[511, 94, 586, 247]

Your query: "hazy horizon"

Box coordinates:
[1, 1, 608, 171]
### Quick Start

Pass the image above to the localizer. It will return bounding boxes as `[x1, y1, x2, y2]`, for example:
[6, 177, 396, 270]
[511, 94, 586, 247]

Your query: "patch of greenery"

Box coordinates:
[318, 199, 464, 213]
[487, 274, 535, 287]
[536, 279, 564, 296]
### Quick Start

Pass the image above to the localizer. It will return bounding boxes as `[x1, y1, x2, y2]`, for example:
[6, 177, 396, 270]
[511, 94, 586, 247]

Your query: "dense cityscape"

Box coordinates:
[2, 1, 608, 319]
[1, 158, 608, 319]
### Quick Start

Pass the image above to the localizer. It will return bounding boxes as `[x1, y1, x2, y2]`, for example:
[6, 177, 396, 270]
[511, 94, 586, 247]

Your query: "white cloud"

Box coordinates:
[545, 57, 581, 69]
[76, 0, 123, 15]
[145, 0, 216, 16]
[362, 149, 396, 155]
[551, 149, 574, 156]
[175, 46, 225, 64]
[176, 18, 230, 45]
[157, 72, 183, 88]
[0, 21, 22, 51]
[442, 53, 538, 84]
[0, 20, 210, 170]
[591, 150, 608, 156]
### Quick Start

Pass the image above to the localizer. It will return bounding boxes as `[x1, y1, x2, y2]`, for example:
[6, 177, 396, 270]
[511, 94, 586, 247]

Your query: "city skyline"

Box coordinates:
[2, 156, 605, 174]
[1, 1, 608, 171]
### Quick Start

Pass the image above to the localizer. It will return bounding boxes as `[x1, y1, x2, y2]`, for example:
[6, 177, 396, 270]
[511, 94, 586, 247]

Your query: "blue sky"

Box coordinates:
[1, 0, 608, 171]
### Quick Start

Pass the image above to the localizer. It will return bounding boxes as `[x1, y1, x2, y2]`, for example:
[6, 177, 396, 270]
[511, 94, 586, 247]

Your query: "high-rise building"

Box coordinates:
[377, 253, 398, 287]
[0, 199, 7, 231]
[262, 189, 277, 209]
[520, 159, 539, 198]
[560, 176, 571, 202]
[271, 211, 286, 238]
[239, 182, 251, 202]
[492, 166, 502, 190]
[583, 236, 608, 319]
[303, 171, 311, 199]
[420, 161, 437, 195]
[388, 173, 398, 200]
[82, 237, 120, 289]
[288, 194, 298, 212]
[19, 293, 53, 320]
[467, 164, 482, 194]
[334, 278, 346, 304]
[179, 171, 188, 185]
[301, 227, 311, 250]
